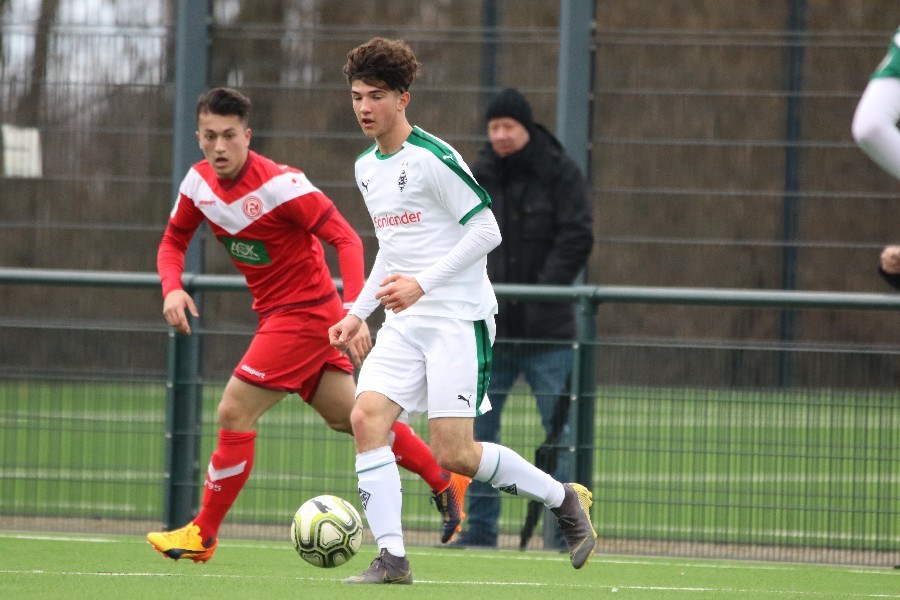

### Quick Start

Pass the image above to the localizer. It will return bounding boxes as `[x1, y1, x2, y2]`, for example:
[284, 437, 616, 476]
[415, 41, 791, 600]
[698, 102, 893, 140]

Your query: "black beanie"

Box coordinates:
[485, 88, 535, 132]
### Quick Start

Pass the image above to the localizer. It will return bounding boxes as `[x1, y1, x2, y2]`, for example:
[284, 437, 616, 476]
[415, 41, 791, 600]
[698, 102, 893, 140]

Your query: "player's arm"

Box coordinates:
[330, 251, 388, 353]
[851, 76, 900, 180]
[416, 206, 501, 292]
[378, 208, 501, 314]
[852, 77, 900, 287]
[306, 195, 373, 366]
[309, 200, 365, 305]
[157, 194, 203, 335]
[376, 153, 501, 313]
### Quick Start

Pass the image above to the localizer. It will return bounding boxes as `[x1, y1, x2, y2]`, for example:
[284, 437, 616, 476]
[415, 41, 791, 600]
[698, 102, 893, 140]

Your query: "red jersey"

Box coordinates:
[157, 151, 364, 315]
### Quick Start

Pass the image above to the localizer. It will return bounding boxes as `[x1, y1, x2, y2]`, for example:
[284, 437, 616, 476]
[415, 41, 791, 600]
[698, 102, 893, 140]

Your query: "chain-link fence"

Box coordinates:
[1, 0, 898, 565]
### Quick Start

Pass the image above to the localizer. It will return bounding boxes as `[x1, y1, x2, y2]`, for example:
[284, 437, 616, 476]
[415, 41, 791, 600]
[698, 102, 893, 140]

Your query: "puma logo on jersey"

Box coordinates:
[360, 179, 369, 192]
[457, 394, 472, 407]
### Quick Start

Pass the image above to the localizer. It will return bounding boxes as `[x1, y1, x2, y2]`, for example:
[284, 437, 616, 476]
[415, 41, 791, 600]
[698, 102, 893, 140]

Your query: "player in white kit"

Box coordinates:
[852, 26, 900, 285]
[329, 37, 597, 585]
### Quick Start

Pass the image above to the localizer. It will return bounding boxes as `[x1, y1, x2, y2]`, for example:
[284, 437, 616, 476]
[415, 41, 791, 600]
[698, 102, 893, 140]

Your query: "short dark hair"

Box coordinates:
[196, 87, 252, 125]
[343, 37, 419, 93]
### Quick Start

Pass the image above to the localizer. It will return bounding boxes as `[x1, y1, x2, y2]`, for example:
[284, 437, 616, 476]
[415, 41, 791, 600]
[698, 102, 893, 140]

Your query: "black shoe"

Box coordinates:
[341, 549, 413, 585]
[551, 483, 597, 569]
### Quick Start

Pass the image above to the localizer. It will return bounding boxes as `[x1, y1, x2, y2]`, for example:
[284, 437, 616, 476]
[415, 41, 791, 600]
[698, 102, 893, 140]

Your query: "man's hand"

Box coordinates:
[329, 314, 363, 354]
[881, 246, 900, 274]
[375, 274, 424, 313]
[162, 289, 199, 335]
[345, 320, 372, 369]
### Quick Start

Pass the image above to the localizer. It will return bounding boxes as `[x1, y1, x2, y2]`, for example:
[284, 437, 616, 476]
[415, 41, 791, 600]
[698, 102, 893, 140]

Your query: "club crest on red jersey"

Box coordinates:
[243, 195, 263, 219]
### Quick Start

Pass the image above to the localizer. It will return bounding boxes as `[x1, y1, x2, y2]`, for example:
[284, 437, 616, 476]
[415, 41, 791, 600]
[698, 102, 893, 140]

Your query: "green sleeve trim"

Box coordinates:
[871, 29, 900, 79]
[406, 126, 492, 223]
[460, 203, 488, 226]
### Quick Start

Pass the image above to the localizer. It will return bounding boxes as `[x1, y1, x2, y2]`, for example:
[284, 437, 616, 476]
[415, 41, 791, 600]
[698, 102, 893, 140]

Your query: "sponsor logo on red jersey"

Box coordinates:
[219, 236, 272, 265]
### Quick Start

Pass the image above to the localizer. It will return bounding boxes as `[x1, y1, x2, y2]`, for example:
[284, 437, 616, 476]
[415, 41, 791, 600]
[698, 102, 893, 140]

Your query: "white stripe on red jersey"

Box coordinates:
[158, 151, 364, 314]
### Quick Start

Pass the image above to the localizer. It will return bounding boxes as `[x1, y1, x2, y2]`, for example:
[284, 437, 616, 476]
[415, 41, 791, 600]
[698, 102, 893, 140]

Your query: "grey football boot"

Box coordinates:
[551, 483, 597, 569]
[341, 548, 413, 585]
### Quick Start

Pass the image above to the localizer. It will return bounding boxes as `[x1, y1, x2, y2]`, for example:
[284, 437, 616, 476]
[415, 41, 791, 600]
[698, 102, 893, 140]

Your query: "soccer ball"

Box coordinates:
[290, 494, 364, 568]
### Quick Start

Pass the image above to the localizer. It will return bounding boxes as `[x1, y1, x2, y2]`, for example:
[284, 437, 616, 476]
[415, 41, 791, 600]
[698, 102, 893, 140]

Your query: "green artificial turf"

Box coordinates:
[1, 532, 897, 600]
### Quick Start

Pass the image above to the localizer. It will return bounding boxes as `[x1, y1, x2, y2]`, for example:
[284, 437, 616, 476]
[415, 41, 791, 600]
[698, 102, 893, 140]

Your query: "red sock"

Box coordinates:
[193, 429, 256, 540]
[390, 422, 450, 492]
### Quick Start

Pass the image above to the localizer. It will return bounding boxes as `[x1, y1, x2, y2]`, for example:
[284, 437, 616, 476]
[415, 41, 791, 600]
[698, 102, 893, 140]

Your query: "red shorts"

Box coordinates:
[233, 294, 353, 401]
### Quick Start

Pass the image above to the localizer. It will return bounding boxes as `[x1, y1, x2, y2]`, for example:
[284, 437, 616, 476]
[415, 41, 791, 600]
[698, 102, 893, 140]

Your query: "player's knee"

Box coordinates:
[348, 404, 371, 437]
[216, 402, 242, 429]
[348, 402, 396, 447]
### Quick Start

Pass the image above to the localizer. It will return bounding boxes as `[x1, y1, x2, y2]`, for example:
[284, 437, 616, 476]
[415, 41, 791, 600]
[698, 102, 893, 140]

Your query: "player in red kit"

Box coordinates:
[147, 87, 469, 563]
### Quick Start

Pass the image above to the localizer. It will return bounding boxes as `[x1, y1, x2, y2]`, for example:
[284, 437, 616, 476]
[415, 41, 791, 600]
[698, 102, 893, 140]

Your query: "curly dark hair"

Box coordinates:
[343, 37, 419, 92]
[196, 87, 252, 125]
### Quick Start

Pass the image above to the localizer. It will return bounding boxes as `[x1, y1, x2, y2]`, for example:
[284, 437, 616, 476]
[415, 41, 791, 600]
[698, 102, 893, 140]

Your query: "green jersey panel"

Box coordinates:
[406, 127, 492, 224]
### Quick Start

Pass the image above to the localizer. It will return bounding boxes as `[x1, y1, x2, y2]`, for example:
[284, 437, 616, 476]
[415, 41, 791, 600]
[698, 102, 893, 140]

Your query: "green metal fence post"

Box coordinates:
[556, 0, 598, 525]
[163, 0, 209, 529]
[574, 296, 597, 495]
[164, 325, 204, 529]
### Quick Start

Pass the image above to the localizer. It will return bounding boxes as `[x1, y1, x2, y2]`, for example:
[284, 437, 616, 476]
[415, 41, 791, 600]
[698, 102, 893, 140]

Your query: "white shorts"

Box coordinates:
[356, 315, 494, 419]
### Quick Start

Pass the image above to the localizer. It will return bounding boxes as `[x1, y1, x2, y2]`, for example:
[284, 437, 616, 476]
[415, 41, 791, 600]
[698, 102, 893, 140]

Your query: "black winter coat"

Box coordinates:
[472, 124, 594, 340]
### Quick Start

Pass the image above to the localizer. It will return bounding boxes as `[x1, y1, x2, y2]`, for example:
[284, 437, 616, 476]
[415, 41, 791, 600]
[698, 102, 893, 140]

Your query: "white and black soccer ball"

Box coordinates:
[290, 494, 364, 568]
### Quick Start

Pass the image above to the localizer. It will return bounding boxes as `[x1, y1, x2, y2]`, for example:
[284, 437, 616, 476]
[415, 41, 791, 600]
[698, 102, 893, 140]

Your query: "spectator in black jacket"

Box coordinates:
[450, 88, 594, 549]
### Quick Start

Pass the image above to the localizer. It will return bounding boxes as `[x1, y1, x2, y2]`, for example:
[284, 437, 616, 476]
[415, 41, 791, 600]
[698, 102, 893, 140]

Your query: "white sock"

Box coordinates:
[355, 446, 405, 557]
[474, 442, 565, 507]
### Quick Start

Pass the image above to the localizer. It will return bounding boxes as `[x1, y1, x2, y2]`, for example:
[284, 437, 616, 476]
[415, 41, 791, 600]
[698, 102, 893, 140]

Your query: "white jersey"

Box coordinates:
[354, 126, 497, 320]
